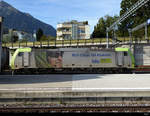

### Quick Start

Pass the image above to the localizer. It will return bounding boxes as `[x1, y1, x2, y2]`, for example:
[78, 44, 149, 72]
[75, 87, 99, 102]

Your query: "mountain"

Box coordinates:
[0, 1, 56, 36]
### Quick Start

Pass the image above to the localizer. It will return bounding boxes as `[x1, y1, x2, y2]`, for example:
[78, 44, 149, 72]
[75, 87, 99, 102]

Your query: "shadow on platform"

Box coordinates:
[0, 74, 106, 84]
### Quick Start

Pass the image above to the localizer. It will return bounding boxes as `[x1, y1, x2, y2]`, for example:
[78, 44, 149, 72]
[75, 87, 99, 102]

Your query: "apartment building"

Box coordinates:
[57, 20, 90, 40]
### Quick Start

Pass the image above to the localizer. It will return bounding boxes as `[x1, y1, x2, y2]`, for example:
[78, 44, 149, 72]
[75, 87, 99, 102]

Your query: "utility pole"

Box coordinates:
[106, 0, 150, 48]
[145, 22, 148, 41]
[106, 28, 109, 48]
[0, 17, 3, 73]
[128, 19, 150, 44]
[128, 29, 132, 48]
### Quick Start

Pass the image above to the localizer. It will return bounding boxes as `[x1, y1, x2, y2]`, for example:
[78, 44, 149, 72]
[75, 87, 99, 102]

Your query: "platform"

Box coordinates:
[0, 74, 150, 98]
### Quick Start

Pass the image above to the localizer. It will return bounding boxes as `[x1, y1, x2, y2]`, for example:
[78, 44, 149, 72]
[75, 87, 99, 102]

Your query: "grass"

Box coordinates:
[2, 37, 149, 48]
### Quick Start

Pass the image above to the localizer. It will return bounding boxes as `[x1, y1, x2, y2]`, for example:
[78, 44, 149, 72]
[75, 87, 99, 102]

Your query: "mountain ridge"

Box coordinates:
[0, 1, 56, 36]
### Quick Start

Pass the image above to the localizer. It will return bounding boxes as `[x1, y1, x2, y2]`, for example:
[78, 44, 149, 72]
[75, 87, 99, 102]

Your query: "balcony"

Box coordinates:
[57, 31, 71, 36]
[57, 24, 72, 28]
[79, 33, 86, 36]
[78, 26, 85, 29]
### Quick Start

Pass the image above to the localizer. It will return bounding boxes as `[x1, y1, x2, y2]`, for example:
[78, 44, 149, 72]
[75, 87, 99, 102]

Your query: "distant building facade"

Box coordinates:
[57, 20, 90, 40]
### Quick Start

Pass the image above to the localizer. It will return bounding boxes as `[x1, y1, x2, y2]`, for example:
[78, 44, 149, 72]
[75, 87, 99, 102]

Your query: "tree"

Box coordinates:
[92, 17, 106, 38]
[105, 15, 119, 38]
[2, 34, 11, 43]
[12, 35, 18, 42]
[36, 28, 43, 41]
[119, 0, 150, 37]
[92, 15, 118, 38]
[92, 0, 150, 38]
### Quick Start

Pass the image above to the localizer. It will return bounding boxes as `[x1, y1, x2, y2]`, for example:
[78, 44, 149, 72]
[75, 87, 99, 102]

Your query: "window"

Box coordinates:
[18, 52, 24, 56]
[124, 52, 128, 56]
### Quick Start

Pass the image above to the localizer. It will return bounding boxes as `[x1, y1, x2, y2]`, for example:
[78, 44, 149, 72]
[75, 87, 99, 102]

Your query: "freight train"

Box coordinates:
[6, 47, 135, 74]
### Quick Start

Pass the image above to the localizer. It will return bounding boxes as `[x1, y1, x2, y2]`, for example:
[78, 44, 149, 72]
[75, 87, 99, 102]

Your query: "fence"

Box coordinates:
[2, 37, 150, 48]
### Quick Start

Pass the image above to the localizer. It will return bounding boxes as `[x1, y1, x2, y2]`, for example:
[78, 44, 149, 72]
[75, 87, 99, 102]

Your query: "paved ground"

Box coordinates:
[0, 75, 72, 90]
[72, 74, 150, 91]
[0, 74, 150, 91]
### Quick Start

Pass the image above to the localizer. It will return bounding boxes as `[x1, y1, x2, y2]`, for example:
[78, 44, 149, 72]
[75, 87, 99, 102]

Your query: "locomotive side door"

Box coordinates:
[23, 52, 30, 67]
[117, 51, 124, 66]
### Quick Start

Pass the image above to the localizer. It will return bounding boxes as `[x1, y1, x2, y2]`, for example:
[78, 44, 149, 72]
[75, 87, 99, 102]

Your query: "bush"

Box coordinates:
[2, 34, 11, 43]
[40, 35, 56, 41]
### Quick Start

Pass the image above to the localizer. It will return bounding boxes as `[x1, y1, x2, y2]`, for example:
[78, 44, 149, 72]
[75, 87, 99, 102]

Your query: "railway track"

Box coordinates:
[0, 106, 150, 113]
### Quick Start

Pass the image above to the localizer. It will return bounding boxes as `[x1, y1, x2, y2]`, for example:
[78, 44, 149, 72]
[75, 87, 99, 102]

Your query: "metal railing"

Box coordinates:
[2, 38, 150, 49]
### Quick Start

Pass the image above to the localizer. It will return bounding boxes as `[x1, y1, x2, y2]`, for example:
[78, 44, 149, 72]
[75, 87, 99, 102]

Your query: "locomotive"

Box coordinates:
[8, 47, 135, 74]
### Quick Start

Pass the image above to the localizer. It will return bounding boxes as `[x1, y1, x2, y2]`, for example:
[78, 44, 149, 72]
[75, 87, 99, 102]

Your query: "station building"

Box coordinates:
[57, 20, 90, 40]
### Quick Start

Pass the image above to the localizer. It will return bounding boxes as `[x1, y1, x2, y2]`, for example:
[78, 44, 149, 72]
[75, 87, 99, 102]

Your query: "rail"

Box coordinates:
[0, 106, 150, 113]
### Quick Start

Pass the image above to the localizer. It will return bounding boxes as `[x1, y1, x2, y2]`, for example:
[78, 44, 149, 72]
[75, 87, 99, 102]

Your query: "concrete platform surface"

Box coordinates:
[0, 74, 149, 91]
[0, 74, 150, 98]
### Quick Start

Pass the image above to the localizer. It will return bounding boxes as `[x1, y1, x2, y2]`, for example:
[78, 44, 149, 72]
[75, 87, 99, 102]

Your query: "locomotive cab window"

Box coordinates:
[18, 52, 24, 56]
[124, 52, 128, 56]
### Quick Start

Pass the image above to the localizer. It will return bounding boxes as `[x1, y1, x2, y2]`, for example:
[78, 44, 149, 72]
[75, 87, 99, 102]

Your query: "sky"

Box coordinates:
[3, 0, 122, 34]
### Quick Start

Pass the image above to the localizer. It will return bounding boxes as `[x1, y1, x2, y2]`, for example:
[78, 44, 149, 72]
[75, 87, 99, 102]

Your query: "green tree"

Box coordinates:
[92, 15, 118, 38]
[47, 35, 56, 41]
[2, 34, 11, 43]
[20, 38, 28, 42]
[40, 35, 47, 41]
[12, 35, 18, 42]
[119, 0, 150, 37]
[105, 15, 119, 38]
[40, 35, 56, 41]
[92, 17, 106, 38]
[36, 28, 43, 41]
